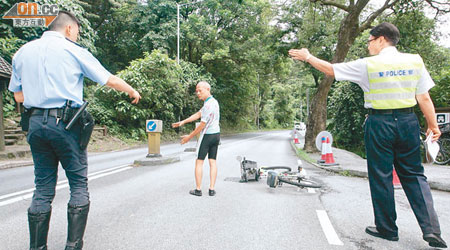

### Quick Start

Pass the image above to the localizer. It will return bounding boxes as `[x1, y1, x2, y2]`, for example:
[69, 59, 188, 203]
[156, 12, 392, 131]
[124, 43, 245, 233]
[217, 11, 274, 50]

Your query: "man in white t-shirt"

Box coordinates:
[172, 81, 220, 197]
[289, 22, 445, 248]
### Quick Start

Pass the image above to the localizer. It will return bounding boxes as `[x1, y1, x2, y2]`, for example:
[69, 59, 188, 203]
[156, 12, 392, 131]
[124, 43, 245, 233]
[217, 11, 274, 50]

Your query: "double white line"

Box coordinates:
[0, 164, 132, 207]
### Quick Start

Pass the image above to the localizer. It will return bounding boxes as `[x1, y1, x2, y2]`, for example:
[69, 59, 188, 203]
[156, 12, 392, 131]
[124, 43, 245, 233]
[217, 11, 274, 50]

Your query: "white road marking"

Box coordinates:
[0, 165, 132, 207]
[0, 193, 33, 207]
[316, 210, 344, 246]
[88, 167, 132, 181]
[0, 187, 39, 201]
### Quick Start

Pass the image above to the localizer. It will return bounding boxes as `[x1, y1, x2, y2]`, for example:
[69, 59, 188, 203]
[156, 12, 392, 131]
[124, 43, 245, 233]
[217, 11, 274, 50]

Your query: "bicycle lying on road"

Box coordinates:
[263, 166, 322, 189]
[237, 156, 322, 189]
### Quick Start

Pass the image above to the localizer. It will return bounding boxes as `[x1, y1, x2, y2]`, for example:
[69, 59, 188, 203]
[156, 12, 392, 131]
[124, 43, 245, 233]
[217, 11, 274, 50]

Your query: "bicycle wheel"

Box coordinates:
[435, 138, 450, 165]
[278, 177, 322, 188]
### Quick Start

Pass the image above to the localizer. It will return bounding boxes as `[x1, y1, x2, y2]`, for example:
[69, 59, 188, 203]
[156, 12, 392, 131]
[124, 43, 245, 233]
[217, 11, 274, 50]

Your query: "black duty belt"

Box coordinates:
[368, 107, 414, 115]
[31, 108, 63, 117]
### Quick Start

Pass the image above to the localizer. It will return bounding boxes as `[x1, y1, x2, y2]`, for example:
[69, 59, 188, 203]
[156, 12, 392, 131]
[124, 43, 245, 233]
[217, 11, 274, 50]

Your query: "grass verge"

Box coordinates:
[295, 147, 316, 165]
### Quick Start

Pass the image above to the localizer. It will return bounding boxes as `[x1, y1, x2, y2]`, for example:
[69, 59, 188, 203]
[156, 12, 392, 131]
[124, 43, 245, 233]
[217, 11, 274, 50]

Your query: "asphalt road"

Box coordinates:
[0, 130, 449, 250]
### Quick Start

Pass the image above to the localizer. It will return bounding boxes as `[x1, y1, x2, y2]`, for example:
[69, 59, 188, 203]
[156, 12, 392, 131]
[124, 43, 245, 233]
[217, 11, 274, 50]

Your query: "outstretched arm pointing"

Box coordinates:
[288, 48, 335, 77]
[172, 111, 201, 128]
[105, 75, 141, 104]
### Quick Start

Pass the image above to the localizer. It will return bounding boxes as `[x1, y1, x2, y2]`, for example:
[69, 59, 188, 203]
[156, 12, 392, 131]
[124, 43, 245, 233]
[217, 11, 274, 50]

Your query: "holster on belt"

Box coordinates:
[20, 107, 32, 132]
[79, 111, 94, 150]
[64, 101, 94, 150]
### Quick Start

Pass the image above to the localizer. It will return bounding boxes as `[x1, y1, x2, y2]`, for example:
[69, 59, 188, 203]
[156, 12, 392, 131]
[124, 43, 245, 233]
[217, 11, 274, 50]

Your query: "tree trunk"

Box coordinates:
[304, 77, 333, 152]
[304, 1, 368, 152]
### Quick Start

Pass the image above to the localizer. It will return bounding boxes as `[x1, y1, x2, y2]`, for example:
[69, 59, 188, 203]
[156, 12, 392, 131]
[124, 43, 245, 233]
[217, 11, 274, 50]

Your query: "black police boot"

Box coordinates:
[65, 203, 90, 250]
[28, 209, 51, 250]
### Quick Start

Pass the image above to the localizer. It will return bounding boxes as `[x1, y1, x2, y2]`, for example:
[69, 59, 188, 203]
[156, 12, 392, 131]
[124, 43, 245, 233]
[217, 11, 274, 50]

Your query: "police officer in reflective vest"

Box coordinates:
[289, 22, 446, 248]
[9, 11, 141, 250]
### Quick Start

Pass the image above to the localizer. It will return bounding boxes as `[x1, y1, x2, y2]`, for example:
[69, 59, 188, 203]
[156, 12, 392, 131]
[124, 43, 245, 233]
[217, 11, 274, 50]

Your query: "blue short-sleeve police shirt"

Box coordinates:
[9, 31, 112, 108]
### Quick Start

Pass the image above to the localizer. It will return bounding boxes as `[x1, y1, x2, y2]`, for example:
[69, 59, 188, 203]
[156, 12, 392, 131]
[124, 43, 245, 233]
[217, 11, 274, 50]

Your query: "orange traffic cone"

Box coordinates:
[323, 137, 339, 166]
[294, 132, 299, 144]
[393, 168, 402, 189]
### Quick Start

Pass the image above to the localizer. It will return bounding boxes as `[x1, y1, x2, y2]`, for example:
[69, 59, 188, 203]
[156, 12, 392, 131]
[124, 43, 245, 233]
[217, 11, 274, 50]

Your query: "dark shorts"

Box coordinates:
[198, 133, 220, 160]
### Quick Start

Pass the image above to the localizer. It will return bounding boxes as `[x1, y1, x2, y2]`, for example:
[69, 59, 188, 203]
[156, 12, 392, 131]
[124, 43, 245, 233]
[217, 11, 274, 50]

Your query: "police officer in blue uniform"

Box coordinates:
[289, 23, 446, 248]
[9, 11, 141, 250]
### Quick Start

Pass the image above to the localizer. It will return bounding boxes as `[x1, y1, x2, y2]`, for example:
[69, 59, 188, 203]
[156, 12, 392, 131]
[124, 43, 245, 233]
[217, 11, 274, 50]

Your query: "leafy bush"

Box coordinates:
[1, 91, 16, 118]
[86, 50, 215, 140]
[430, 67, 450, 108]
[0, 37, 26, 62]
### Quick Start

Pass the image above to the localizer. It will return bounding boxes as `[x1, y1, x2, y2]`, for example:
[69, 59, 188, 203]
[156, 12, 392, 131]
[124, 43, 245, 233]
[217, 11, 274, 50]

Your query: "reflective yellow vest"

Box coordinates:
[365, 53, 424, 109]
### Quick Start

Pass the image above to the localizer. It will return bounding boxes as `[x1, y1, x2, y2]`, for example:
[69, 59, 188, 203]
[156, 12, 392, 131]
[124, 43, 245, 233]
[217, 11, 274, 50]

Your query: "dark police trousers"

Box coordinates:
[364, 112, 441, 236]
[27, 112, 89, 214]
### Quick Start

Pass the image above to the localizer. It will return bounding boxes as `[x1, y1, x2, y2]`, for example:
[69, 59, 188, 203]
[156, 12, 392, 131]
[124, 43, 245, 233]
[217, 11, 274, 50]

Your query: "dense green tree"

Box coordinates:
[92, 0, 178, 72]
[272, 83, 295, 127]
[185, 0, 287, 127]
[77, 0, 124, 31]
[431, 65, 450, 107]
[92, 0, 289, 128]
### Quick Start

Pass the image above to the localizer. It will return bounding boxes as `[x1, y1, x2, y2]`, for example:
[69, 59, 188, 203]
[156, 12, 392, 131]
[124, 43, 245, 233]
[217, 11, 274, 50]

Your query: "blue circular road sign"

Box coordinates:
[147, 121, 157, 132]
